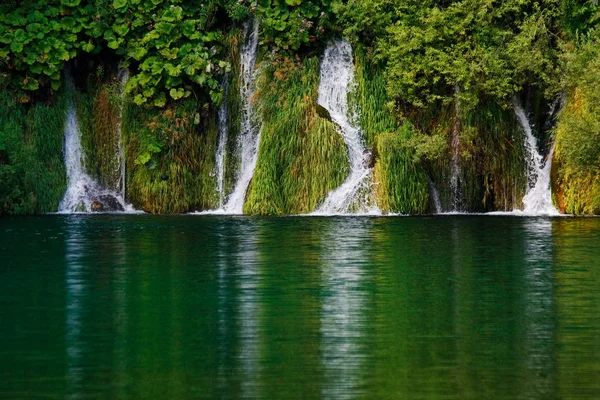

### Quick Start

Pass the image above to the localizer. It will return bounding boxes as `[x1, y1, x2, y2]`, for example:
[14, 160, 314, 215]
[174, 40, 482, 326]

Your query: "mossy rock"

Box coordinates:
[315, 104, 332, 121]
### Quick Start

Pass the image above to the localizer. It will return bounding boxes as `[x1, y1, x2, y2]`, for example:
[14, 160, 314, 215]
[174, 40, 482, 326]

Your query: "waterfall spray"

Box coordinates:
[58, 74, 134, 213]
[449, 84, 462, 211]
[314, 39, 379, 215]
[513, 97, 559, 215]
[215, 80, 229, 208]
[116, 69, 129, 201]
[223, 18, 261, 214]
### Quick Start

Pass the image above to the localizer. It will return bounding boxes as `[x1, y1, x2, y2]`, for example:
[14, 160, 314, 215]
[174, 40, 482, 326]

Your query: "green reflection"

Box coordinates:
[1, 215, 599, 399]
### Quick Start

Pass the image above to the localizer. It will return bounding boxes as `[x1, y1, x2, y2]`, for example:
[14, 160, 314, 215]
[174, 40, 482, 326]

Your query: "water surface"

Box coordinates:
[1, 215, 599, 399]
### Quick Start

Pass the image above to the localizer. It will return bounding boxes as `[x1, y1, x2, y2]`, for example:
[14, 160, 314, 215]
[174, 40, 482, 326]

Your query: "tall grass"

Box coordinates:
[453, 100, 528, 212]
[554, 87, 600, 214]
[0, 90, 67, 214]
[224, 28, 243, 198]
[353, 48, 430, 213]
[123, 99, 220, 213]
[244, 56, 348, 214]
[75, 76, 124, 190]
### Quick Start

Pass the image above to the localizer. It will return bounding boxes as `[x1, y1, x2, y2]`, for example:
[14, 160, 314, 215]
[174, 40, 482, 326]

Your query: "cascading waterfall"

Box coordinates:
[214, 80, 229, 208]
[223, 19, 260, 214]
[449, 84, 462, 211]
[428, 176, 442, 214]
[314, 39, 379, 215]
[513, 98, 559, 215]
[116, 69, 129, 201]
[58, 76, 134, 213]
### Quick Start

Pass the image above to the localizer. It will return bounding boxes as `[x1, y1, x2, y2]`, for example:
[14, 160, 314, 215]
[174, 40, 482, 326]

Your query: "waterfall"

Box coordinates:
[513, 98, 559, 215]
[428, 176, 442, 214]
[223, 19, 261, 214]
[116, 69, 129, 201]
[449, 84, 462, 211]
[314, 39, 379, 215]
[58, 76, 134, 213]
[215, 80, 229, 208]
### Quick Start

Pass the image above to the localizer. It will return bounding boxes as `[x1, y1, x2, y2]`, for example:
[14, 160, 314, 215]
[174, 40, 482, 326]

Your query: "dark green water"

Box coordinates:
[1, 215, 599, 399]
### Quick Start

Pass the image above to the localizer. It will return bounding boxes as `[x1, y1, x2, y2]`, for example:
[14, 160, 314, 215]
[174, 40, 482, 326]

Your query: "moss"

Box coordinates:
[455, 101, 528, 212]
[244, 56, 348, 215]
[375, 127, 429, 214]
[0, 90, 68, 214]
[123, 99, 219, 213]
[75, 76, 125, 190]
[223, 28, 244, 198]
[554, 87, 600, 214]
[352, 48, 430, 213]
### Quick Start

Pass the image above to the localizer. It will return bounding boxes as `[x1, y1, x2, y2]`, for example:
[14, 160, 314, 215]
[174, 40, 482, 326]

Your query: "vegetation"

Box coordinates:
[554, 31, 600, 214]
[1, 0, 600, 215]
[244, 56, 348, 214]
[0, 90, 67, 214]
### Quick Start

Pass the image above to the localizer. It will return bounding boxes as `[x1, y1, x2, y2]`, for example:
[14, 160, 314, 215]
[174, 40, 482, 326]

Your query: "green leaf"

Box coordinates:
[169, 87, 185, 100]
[81, 40, 95, 52]
[10, 41, 23, 53]
[113, 0, 127, 9]
[153, 92, 166, 107]
[22, 78, 39, 91]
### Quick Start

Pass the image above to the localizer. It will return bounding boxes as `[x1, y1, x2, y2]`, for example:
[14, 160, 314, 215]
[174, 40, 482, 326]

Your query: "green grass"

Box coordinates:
[554, 87, 600, 214]
[353, 48, 430, 214]
[243, 56, 348, 215]
[0, 90, 67, 214]
[123, 99, 220, 213]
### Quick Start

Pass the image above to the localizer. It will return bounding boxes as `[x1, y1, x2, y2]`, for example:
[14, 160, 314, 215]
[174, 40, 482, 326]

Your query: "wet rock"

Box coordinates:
[94, 195, 124, 212]
[316, 104, 332, 121]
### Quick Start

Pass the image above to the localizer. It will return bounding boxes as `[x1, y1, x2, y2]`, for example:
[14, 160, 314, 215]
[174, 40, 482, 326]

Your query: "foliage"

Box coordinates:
[0, 1, 97, 94]
[258, 0, 336, 52]
[562, 0, 600, 37]
[244, 56, 348, 214]
[375, 126, 429, 214]
[124, 99, 220, 213]
[0, 90, 67, 214]
[0, 0, 250, 107]
[554, 31, 600, 214]
[337, 0, 562, 111]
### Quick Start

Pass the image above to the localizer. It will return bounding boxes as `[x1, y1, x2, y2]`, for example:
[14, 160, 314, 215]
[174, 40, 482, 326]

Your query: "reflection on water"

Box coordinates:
[1, 215, 600, 399]
[320, 219, 371, 399]
[521, 219, 556, 398]
[65, 217, 86, 400]
[236, 221, 260, 398]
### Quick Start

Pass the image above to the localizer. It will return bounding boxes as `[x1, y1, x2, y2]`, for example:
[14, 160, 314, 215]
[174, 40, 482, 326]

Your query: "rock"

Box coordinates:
[316, 104, 332, 121]
[91, 197, 104, 212]
[94, 195, 125, 212]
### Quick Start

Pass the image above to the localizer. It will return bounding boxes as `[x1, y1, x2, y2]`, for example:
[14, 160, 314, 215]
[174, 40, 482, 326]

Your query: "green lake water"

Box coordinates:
[1, 215, 599, 399]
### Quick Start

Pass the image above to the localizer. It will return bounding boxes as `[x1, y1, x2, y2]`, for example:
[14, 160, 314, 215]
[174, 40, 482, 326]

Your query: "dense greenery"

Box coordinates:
[1, 0, 600, 215]
[0, 0, 249, 105]
[0, 90, 67, 214]
[245, 56, 348, 214]
[554, 30, 600, 214]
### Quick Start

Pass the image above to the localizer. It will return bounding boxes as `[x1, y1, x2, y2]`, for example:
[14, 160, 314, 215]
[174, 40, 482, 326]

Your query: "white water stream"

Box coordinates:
[449, 84, 462, 211]
[314, 39, 379, 215]
[222, 19, 261, 214]
[116, 69, 129, 201]
[513, 98, 559, 215]
[58, 76, 134, 213]
[215, 80, 229, 208]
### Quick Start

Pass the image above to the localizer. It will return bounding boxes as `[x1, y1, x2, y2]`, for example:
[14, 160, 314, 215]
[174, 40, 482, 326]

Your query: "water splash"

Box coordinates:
[513, 98, 559, 216]
[450, 84, 462, 211]
[215, 80, 229, 208]
[428, 175, 442, 214]
[314, 39, 379, 215]
[116, 69, 129, 201]
[58, 76, 135, 213]
[223, 19, 261, 214]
